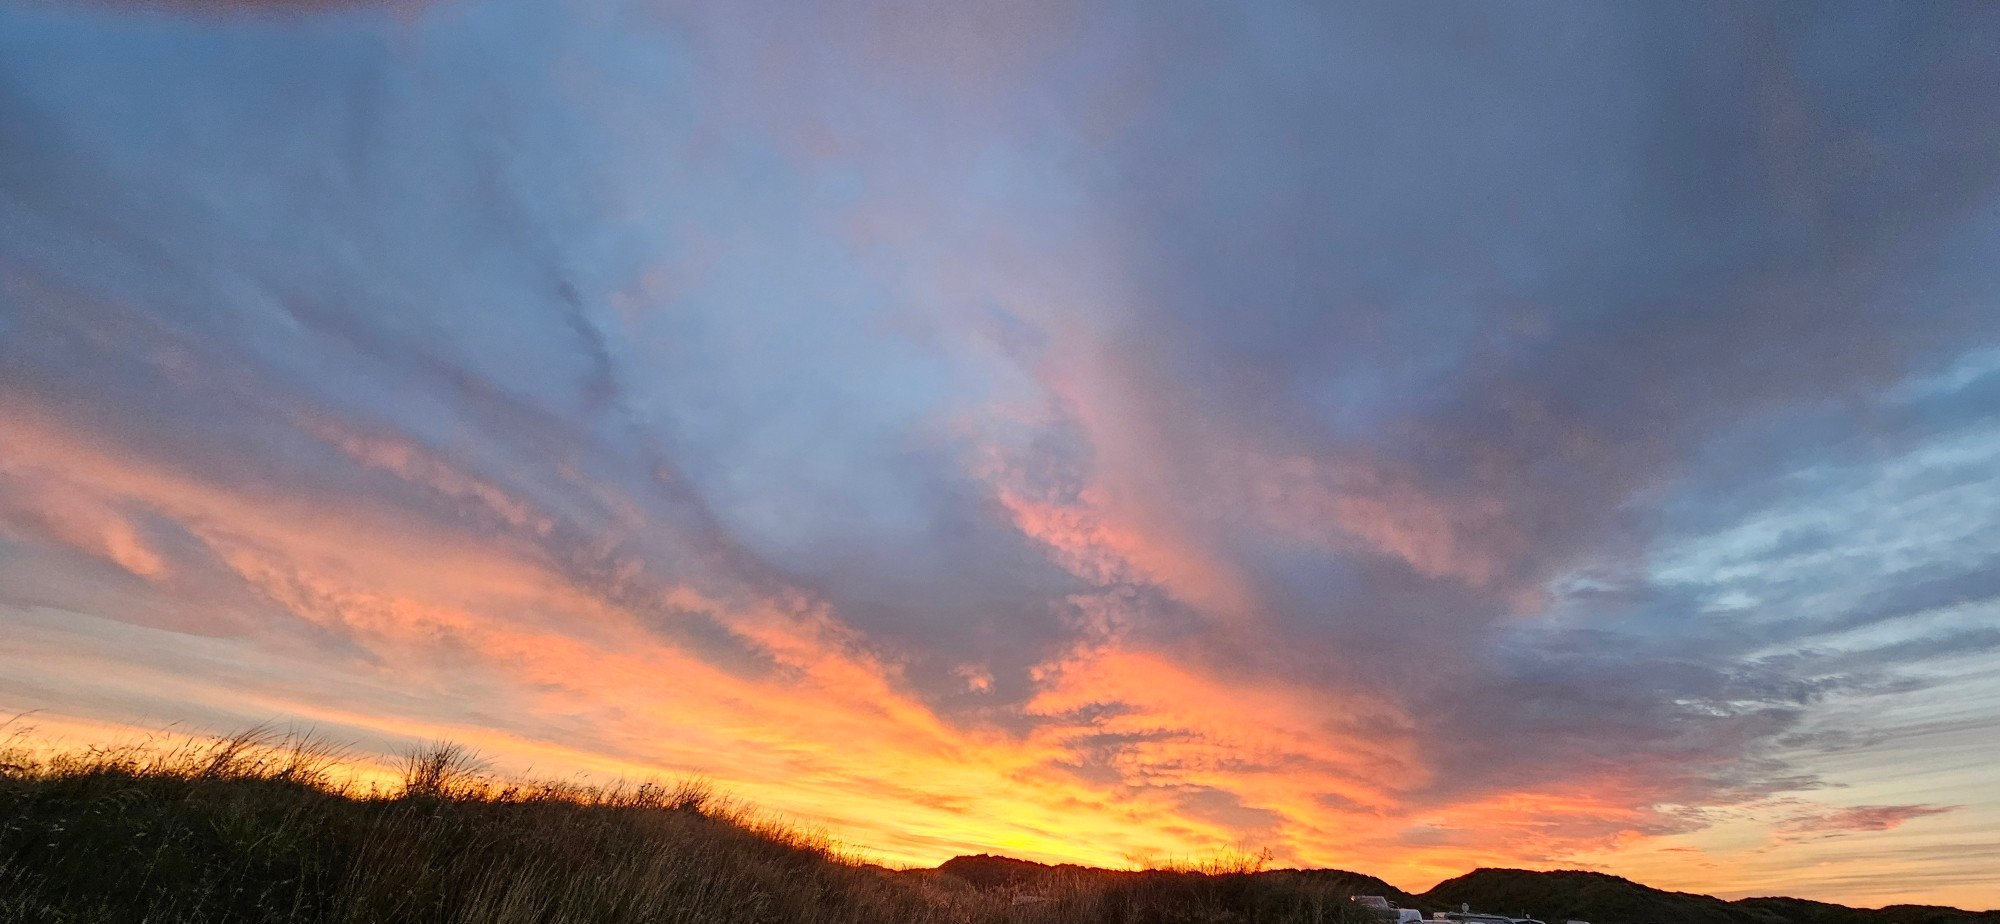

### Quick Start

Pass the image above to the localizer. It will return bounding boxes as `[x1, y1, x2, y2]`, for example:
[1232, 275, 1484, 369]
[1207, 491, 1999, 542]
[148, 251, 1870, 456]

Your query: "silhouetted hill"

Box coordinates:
[938, 853, 1412, 904]
[1413, 868, 1997, 924]
[1420, 867, 1747, 924]
[1287, 869, 1418, 905]
[935, 858, 1995, 924]
[1733, 897, 2000, 924]
[938, 854, 1125, 890]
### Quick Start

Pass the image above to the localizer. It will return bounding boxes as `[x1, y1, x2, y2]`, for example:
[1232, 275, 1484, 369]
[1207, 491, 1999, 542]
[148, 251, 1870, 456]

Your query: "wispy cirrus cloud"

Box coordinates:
[1779, 805, 1961, 839]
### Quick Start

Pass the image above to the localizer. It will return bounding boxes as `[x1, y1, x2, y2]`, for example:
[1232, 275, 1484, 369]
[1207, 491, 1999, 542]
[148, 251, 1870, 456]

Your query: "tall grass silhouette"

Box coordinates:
[0, 727, 1371, 923]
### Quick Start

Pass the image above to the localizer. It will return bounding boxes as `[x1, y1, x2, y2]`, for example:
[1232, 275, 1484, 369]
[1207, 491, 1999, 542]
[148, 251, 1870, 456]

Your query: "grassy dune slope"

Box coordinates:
[3, 732, 1993, 924]
[0, 731, 1374, 923]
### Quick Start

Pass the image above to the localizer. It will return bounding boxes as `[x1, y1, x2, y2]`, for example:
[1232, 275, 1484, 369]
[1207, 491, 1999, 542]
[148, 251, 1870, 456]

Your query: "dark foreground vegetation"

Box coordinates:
[2, 731, 1993, 924]
[0, 730, 1376, 923]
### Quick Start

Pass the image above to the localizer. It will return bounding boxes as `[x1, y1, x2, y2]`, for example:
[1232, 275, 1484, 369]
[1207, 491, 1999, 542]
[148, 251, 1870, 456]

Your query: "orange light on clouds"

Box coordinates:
[4, 372, 1996, 910]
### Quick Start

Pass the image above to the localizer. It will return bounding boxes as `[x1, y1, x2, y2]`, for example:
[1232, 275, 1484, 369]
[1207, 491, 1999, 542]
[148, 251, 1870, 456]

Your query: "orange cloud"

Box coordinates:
[4, 339, 1991, 910]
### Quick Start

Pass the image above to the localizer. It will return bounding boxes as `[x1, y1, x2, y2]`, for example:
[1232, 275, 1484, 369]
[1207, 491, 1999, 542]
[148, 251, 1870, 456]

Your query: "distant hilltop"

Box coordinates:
[933, 856, 2000, 924]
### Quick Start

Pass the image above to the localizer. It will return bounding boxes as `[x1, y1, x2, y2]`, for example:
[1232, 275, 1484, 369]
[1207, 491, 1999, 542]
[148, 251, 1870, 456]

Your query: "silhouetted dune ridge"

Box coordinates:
[935, 857, 1999, 924]
[3, 730, 1994, 923]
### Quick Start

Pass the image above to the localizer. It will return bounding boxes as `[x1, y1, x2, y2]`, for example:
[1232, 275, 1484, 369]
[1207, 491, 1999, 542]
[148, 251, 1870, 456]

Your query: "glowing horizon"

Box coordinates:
[3, 0, 1998, 910]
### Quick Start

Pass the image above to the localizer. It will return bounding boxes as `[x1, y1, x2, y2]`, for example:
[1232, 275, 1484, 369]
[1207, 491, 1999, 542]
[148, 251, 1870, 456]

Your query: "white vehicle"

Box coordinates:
[1352, 896, 1425, 924]
[1432, 905, 1546, 924]
[1434, 913, 1517, 924]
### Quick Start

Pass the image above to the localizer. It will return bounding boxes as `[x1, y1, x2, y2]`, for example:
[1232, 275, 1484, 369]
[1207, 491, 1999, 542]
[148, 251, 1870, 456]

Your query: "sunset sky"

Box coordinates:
[3, 0, 1999, 910]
